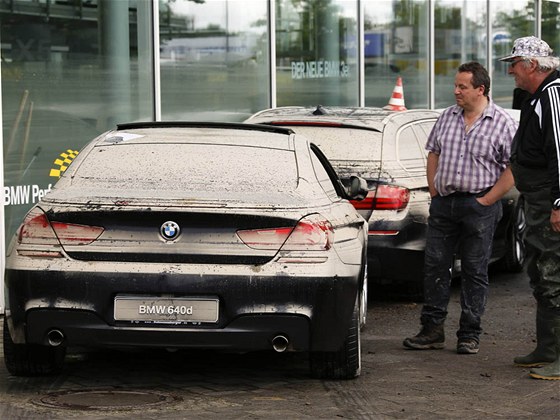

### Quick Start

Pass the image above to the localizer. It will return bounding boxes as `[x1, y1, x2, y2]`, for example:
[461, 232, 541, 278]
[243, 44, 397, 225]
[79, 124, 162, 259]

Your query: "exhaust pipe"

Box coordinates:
[272, 335, 289, 353]
[47, 329, 65, 347]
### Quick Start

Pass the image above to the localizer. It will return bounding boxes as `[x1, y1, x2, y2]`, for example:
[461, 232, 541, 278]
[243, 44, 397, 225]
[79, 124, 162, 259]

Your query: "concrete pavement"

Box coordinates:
[1, 267, 559, 419]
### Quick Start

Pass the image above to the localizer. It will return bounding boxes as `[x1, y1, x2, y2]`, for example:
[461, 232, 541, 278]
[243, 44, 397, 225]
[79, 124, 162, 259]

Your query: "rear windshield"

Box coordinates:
[72, 143, 298, 192]
[282, 125, 382, 161]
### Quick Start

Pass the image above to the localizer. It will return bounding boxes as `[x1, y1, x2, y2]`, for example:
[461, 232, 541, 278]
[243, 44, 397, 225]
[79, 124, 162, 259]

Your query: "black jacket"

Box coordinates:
[512, 70, 560, 208]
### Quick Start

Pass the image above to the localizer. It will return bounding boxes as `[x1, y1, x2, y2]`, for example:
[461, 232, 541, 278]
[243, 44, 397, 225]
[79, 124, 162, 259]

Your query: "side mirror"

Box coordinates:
[347, 176, 368, 201]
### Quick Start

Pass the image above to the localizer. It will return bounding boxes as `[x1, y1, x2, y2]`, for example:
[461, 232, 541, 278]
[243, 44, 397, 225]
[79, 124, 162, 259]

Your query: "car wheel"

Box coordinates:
[503, 196, 527, 273]
[3, 318, 66, 376]
[309, 298, 361, 380]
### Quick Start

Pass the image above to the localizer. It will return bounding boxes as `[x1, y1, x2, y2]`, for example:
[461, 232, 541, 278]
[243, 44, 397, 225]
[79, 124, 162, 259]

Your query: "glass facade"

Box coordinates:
[1, 0, 154, 241]
[1, 0, 559, 309]
[275, 0, 359, 106]
[434, 1, 487, 107]
[364, 0, 430, 108]
[159, 0, 270, 120]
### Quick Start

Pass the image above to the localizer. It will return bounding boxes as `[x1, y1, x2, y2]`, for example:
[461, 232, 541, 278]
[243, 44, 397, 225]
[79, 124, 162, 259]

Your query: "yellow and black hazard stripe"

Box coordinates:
[49, 149, 80, 178]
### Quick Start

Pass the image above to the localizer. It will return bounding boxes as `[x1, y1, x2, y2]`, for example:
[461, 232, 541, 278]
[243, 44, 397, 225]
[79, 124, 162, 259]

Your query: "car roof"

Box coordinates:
[245, 106, 441, 131]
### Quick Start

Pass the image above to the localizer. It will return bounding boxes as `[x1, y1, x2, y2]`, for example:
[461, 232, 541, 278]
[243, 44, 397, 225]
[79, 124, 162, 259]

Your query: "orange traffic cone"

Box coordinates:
[384, 77, 407, 111]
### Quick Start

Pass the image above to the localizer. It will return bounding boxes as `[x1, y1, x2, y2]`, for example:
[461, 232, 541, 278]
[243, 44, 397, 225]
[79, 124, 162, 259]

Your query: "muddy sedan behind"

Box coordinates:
[3, 122, 368, 380]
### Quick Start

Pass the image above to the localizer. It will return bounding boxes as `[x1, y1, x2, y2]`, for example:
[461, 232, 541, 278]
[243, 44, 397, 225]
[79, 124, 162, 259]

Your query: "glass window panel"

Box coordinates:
[491, 0, 535, 109]
[159, 0, 269, 122]
[541, 1, 560, 54]
[434, 0, 487, 108]
[1, 0, 153, 239]
[275, 0, 359, 106]
[363, 0, 429, 108]
[397, 125, 425, 169]
[279, 126, 382, 162]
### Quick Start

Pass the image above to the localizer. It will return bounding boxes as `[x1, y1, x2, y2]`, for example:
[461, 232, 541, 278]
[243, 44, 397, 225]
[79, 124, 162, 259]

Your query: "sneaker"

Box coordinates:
[457, 338, 479, 354]
[403, 324, 445, 350]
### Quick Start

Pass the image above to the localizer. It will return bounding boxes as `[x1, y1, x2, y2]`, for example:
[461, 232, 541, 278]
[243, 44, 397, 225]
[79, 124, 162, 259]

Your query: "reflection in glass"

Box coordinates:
[363, 0, 429, 108]
[434, 0, 487, 108]
[491, 0, 535, 108]
[1, 0, 153, 239]
[275, 0, 358, 107]
[159, 0, 269, 121]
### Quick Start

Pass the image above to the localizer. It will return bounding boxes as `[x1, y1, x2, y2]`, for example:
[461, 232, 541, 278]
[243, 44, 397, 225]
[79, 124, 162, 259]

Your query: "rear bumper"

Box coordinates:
[5, 263, 360, 352]
[25, 310, 310, 352]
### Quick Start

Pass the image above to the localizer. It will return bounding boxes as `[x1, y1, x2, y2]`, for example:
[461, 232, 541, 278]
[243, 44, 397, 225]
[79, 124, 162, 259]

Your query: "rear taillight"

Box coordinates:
[351, 185, 409, 211]
[237, 214, 333, 252]
[18, 209, 61, 247]
[17, 208, 104, 257]
[235, 226, 292, 250]
[49, 221, 105, 245]
[281, 214, 333, 251]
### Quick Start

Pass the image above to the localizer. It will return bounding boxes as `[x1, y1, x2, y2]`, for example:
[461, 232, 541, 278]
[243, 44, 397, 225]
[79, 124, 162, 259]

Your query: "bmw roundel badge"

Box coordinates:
[160, 221, 181, 241]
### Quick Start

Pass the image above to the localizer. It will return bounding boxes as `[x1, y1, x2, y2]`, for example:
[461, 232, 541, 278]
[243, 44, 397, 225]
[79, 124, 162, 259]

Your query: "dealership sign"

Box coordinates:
[291, 60, 349, 79]
[4, 184, 52, 206]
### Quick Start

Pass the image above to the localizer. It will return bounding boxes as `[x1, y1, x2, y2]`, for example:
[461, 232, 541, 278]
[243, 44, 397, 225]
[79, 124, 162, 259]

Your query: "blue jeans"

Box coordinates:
[420, 194, 503, 342]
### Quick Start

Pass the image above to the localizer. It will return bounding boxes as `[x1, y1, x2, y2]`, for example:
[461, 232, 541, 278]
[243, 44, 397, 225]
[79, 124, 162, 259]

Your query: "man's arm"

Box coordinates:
[427, 152, 439, 198]
[544, 87, 560, 231]
[477, 166, 515, 206]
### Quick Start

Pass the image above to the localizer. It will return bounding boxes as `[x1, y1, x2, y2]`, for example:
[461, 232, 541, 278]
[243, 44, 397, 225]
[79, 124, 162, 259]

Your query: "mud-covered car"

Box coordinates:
[3, 122, 368, 379]
[245, 106, 526, 298]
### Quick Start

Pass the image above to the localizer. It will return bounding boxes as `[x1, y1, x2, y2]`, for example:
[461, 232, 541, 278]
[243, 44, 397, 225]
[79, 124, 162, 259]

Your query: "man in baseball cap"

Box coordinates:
[501, 36, 560, 381]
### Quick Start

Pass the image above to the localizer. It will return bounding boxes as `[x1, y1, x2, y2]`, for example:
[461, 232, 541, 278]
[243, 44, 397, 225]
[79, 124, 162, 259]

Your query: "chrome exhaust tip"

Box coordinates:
[47, 329, 65, 347]
[272, 335, 289, 353]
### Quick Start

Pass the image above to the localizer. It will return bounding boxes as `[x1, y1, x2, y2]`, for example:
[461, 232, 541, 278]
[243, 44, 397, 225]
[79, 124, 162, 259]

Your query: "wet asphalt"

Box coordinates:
[1, 266, 559, 419]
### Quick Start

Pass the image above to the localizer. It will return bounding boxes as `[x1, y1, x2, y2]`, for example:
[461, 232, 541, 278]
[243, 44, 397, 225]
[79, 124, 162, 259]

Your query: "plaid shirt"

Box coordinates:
[426, 100, 517, 196]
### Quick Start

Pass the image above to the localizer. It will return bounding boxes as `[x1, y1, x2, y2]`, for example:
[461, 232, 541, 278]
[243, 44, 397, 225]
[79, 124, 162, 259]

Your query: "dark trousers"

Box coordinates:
[512, 163, 560, 316]
[420, 194, 502, 341]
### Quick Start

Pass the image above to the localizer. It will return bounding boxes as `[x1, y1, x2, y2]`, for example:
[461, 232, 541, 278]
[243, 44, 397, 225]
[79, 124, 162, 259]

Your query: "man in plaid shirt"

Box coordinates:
[403, 62, 517, 355]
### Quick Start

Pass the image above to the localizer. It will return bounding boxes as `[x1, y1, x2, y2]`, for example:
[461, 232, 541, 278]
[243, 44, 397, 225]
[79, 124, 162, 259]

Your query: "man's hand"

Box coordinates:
[476, 196, 491, 206]
[551, 208, 560, 232]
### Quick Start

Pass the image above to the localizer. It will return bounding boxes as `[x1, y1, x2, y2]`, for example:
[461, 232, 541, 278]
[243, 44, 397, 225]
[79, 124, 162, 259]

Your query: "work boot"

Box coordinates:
[403, 323, 444, 350]
[529, 323, 560, 380]
[514, 309, 556, 367]
[457, 338, 479, 354]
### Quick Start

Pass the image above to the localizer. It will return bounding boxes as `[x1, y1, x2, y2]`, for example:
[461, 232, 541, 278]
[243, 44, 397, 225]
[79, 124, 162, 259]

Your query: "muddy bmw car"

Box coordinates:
[246, 106, 526, 298]
[3, 122, 368, 379]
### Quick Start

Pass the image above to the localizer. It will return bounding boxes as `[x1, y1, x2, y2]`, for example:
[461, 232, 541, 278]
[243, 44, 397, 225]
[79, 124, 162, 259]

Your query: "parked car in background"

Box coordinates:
[245, 106, 526, 299]
[3, 122, 369, 379]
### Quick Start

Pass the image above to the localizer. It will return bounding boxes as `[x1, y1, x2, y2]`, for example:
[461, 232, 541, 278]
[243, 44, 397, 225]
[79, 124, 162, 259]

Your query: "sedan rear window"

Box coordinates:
[73, 143, 298, 192]
[281, 125, 382, 161]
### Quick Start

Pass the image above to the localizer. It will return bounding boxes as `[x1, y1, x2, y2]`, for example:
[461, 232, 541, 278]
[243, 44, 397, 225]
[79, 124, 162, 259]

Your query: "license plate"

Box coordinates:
[114, 296, 219, 323]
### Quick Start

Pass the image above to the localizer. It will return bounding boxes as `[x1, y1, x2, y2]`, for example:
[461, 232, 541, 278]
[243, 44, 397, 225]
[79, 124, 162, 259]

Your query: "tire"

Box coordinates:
[309, 298, 361, 380]
[3, 317, 66, 376]
[503, 196, 527, 273]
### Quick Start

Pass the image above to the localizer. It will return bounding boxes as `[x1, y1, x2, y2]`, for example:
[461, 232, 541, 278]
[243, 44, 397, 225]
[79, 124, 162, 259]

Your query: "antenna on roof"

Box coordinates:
[312, 105, 327, 115]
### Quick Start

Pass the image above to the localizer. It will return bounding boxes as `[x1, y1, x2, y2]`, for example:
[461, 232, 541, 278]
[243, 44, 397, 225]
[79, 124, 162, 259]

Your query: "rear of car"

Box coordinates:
[3, 123, 367, 379]
[245, 107, 439, 290]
